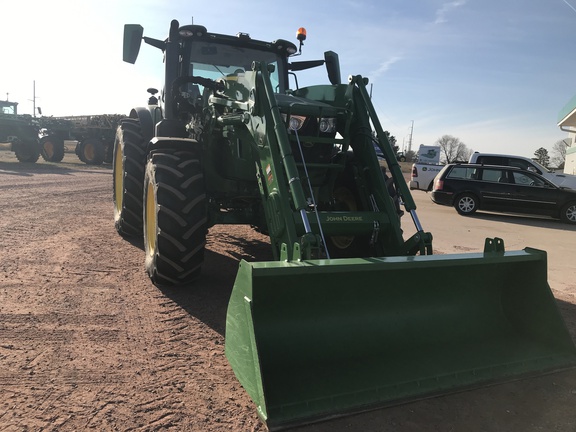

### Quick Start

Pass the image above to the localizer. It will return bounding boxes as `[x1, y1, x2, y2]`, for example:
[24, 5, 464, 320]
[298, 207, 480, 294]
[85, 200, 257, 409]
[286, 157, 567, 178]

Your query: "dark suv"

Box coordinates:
[431, 163, 576, 224]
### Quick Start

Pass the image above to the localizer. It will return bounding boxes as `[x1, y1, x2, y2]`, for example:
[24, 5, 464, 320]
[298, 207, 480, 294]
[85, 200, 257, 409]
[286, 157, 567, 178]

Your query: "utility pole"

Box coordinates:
[407, 120, 414, 153]
[29, 81, 38, 117]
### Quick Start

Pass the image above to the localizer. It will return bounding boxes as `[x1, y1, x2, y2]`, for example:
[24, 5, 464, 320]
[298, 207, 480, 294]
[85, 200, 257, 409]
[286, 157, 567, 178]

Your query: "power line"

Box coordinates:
[562, 0, 576, 14]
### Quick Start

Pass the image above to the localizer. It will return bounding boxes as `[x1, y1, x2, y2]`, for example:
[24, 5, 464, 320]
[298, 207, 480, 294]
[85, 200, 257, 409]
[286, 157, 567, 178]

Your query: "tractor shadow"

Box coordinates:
[557, 298, 576, 343]
[138, 225, 576, 348]
[0, 160, 75, 176]
[0, 160, 112, 176]
[157, 230, 273, 336]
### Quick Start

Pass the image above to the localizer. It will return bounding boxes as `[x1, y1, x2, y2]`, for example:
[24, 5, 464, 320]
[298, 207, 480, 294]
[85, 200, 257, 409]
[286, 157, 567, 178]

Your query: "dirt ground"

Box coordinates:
[1, 150, 576, 432]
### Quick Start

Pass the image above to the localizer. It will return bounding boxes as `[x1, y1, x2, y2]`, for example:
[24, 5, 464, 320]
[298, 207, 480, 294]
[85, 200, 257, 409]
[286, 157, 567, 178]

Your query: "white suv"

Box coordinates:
[469, 152, 576, 189]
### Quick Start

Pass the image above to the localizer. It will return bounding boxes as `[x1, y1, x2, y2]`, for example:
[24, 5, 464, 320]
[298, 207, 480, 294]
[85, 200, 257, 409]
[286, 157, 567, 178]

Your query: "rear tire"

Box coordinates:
[113, 119, 147, 237]
[560, 201, 576, 224]
[103, 141, 113, 163]
[144, 151, 207, 287]
[454, 193, 478, 215]
[40, 136, 65, 162]
[78, 138, 105, 165]
[13, 139, 40, 163]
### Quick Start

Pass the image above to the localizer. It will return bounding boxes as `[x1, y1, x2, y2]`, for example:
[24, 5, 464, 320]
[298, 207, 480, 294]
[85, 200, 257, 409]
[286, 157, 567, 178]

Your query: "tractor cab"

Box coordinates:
[1, 100, 18, 115]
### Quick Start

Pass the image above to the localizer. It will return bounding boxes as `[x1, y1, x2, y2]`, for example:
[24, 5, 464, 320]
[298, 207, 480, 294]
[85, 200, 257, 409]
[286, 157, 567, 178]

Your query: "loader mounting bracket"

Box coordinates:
[484, 237, 505, 254]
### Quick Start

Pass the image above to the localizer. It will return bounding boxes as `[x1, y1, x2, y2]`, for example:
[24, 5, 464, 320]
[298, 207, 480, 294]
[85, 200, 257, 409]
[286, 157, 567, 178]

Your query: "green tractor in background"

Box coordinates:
[0, 99, 41, 162]
[114, 19, 576, 430]
[38, 114, 125, 165]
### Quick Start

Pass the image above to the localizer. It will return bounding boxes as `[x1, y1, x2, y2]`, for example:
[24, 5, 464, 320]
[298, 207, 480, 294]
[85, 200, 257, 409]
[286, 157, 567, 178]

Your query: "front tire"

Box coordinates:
[113, 119, 147, 237]
[560, 201, 576, 224]
[40, 136, 65, 162]
[327, 161, 374, 258]
[78, 138, 105, 165]
[454, 193, 478, 215]
[13, 139, 40, 163]
[144, 151, 207, 287]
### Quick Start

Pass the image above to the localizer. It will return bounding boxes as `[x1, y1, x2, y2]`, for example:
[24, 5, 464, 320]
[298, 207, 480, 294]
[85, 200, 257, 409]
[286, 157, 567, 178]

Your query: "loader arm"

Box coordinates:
[349, 75, 432, 255]
[238, 62, 423, 260]
[248, 62, 318, 261]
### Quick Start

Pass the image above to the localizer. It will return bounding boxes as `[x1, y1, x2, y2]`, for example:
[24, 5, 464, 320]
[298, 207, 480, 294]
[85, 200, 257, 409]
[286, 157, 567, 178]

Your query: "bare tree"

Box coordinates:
[404, 150, 417, 162]
[435, 135, 473, 163]
[534, 147, 550, 168]
[384, 131, 397, 149]
[372, 130, 398, 153]
[551, 138, 570, 169]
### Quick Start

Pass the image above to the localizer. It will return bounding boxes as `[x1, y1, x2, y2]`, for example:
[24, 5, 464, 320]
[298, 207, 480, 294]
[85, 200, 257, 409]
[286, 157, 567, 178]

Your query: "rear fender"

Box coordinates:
[129, 107, 155, 142]
[147, 137, 200, 156]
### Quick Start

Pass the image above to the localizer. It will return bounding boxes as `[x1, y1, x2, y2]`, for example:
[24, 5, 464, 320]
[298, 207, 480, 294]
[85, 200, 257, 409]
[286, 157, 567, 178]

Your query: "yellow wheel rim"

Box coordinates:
[85, 143, 95, 161]
[113, 142, 123, 213]
[145, 179, 157, 257]
[44, 140, 54, 158]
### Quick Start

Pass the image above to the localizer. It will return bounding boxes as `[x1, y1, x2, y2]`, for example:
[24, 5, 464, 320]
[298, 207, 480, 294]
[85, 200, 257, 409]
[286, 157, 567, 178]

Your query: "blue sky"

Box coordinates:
[2, 0, 575, 159]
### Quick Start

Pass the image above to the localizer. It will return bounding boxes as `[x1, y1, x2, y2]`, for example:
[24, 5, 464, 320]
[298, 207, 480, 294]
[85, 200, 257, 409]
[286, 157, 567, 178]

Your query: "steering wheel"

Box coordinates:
[170, 76, 224, 114]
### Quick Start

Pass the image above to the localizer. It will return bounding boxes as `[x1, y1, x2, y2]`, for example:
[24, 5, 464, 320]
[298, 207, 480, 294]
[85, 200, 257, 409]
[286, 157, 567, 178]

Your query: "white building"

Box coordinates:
[557, 95, 576, 174]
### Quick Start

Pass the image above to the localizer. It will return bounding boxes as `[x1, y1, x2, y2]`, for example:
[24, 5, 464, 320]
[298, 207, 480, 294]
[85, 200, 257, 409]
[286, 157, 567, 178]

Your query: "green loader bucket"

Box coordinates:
[225, 246, 576, 430]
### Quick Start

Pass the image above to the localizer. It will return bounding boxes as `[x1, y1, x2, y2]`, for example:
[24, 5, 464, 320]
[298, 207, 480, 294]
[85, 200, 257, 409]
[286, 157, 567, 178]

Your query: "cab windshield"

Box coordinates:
[187, 42, 283, 94]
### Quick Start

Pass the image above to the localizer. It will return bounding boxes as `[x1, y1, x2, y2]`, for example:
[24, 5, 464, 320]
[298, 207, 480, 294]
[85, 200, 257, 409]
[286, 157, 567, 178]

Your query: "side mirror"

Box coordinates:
[324, 51, 341, 85]
[123, 24, 144, 64]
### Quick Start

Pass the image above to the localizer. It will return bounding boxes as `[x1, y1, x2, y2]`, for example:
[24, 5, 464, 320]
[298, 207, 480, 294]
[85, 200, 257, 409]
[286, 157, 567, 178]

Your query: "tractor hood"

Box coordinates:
[275, 93, 340, 118]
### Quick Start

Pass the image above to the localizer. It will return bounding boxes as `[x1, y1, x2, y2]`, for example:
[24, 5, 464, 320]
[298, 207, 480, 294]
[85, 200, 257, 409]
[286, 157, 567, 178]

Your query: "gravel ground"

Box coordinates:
[1, 150, 575, 432]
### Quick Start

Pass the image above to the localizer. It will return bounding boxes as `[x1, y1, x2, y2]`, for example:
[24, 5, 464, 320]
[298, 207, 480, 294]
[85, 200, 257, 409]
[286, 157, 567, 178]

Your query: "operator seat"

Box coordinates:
[223, 69, 249, 101]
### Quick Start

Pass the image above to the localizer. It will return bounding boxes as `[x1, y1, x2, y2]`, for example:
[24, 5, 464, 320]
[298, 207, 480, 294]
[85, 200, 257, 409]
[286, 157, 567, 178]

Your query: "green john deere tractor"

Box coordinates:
[114, 19, 576, 430]
[0, 100, 40, 162]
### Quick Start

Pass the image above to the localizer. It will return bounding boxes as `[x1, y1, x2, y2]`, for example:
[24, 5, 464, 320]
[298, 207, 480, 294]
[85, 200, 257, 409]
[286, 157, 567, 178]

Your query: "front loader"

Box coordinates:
[115, 20, 576, 430]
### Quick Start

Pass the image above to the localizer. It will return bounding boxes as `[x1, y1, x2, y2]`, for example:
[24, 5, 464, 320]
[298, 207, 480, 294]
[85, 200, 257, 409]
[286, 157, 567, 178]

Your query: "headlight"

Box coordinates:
[281, 114, 336, 134]
[288, 115, 306, 131]
[319, 117, 336, 134]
